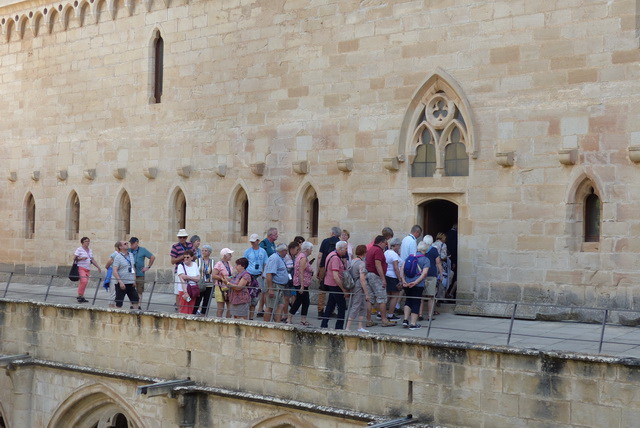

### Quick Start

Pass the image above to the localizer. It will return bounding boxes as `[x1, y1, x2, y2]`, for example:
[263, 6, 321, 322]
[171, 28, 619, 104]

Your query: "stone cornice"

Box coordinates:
[0, 0, 168, 42]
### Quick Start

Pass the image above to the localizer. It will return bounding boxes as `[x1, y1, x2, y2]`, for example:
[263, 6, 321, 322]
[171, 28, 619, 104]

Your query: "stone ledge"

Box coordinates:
[2, 299, 638, 367]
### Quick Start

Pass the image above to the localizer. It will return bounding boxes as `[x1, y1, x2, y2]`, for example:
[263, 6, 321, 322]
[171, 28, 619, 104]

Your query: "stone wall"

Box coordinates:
[2, 300, 640, 427]
[0, 0, 640, 317]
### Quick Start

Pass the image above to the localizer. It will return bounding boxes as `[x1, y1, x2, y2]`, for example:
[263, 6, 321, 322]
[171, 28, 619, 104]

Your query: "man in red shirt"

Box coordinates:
[366, 235, 396, 326]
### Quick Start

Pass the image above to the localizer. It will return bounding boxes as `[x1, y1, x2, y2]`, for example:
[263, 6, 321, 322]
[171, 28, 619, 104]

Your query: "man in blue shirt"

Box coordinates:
[263, 244, 289, 322]
[128, 237, 155, 304]
[259, 227, 278, 257]
[400, 225, 422, 261]
[244, 233, 269, 318]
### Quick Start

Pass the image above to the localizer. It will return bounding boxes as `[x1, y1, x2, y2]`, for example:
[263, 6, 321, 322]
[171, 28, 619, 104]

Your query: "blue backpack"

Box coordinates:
[403, 254, 424, 278]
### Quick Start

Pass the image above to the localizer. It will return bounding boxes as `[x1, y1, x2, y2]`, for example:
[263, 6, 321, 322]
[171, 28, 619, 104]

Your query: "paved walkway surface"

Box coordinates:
[4, 281, 640, 359]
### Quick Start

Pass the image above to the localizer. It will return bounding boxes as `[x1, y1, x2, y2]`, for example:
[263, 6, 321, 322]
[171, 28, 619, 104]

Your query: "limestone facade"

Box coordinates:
[0, 0, 640, 316]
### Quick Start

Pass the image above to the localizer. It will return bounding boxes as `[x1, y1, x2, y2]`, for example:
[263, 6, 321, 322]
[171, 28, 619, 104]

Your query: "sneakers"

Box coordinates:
[366, 321, 378, 327]
[375, 313, 383, 320]
[402, 319, 409, 328]
[256, 312, 264, 318]
[380, 320, 397, 327]
[357, 328, 369, 333]
[409, 324, 422, 331]
[77, 296, 88, 303]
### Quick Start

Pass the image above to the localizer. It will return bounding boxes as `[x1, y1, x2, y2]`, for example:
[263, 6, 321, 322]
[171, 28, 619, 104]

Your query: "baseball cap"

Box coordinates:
[249, 234, 260, 242]
[220, 248, 234, 257]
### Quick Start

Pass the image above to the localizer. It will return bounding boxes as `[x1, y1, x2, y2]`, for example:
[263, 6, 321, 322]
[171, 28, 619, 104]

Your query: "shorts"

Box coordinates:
[214, 285, 229, 303]
[135, 276, 145, 295]
[366, 273, 387, 304]
[265, 282, 286, 309]
[425, 277, 437, 296]
[385, 276, 401, 294]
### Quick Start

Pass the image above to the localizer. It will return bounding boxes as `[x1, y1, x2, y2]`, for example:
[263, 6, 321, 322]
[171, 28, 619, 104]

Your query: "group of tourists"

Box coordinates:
[71, 223, 458, 333]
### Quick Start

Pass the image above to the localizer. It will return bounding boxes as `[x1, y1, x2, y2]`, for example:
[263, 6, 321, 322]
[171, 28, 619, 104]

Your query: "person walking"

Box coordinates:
[193, 244, 214, 315]
[287, 241, 314, 326]
[243, 234, 268, 319]
[170, 229, 193, 310]
[320, 241, 349, 330]
[345, 245, 371, 332]
[128, 237, 155, 304]
[111, 240, 139, 310]
[176, 250, 200, 314]
[73, 237, 102, 303]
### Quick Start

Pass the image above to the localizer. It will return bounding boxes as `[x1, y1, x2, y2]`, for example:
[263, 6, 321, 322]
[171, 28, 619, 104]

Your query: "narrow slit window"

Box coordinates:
[117, 191, 131, 239]
[241, 198, 249, 237]
[584, 189, 600, 242]
[67, 191, 80, 240]
[154, 35, 164, 103]
[311, 196, 319, 238]
[25, 193, 36, 239]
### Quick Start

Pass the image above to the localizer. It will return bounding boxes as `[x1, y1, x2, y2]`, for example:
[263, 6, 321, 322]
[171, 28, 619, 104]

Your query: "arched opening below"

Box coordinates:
[418, 199, 458, 243]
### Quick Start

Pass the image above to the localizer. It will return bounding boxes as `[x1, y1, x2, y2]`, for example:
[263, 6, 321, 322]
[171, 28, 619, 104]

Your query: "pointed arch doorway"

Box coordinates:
[418, 199, 458, 242]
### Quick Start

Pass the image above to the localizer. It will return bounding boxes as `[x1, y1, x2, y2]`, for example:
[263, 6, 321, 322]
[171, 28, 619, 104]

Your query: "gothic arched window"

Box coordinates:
[584, 188, 601, 242]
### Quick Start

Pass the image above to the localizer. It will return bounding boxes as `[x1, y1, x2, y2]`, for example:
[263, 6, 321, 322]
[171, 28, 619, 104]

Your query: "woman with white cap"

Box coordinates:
[212, 248, 234, 318]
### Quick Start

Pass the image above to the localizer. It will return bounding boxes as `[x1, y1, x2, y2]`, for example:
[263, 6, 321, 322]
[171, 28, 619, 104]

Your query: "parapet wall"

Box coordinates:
[2, 300, 640, 427]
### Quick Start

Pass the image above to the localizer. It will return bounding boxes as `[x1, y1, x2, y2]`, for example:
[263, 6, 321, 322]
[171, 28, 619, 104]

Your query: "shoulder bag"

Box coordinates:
[68, 257, 80, 282]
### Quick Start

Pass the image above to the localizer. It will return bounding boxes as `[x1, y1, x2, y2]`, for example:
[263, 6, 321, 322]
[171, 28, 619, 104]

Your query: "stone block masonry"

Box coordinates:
[1, 0, 640, 323]
[2, 300, 640, 426]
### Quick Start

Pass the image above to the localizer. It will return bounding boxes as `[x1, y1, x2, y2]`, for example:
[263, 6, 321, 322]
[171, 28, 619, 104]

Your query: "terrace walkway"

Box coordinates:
[4, 274, 640, 359]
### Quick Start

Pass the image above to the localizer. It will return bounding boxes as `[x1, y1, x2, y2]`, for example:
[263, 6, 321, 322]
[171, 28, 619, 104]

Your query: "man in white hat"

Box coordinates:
[170, 229, 193, 310]
[243, 233, 269, 319]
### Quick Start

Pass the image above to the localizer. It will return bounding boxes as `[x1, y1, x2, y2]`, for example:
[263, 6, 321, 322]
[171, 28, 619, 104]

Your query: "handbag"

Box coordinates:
[68, 257, 80, 282]
[187, 282, 200, 299]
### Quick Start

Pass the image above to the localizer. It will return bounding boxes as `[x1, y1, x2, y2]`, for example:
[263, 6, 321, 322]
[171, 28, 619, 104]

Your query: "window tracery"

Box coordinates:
[410, 90, 470, 177]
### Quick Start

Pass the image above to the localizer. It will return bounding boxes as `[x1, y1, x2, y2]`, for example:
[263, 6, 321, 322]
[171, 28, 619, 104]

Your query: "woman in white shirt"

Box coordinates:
[383, 237, 404, 322]
[73, 237, 102, 303]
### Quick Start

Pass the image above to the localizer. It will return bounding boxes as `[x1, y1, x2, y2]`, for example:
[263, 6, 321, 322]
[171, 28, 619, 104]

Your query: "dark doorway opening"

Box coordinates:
[419, 199, 458, 242]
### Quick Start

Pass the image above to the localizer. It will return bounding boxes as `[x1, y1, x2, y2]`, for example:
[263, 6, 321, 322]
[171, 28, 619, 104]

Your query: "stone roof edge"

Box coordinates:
[3, 298, 640, 367]
[174, 385, 383, 423]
